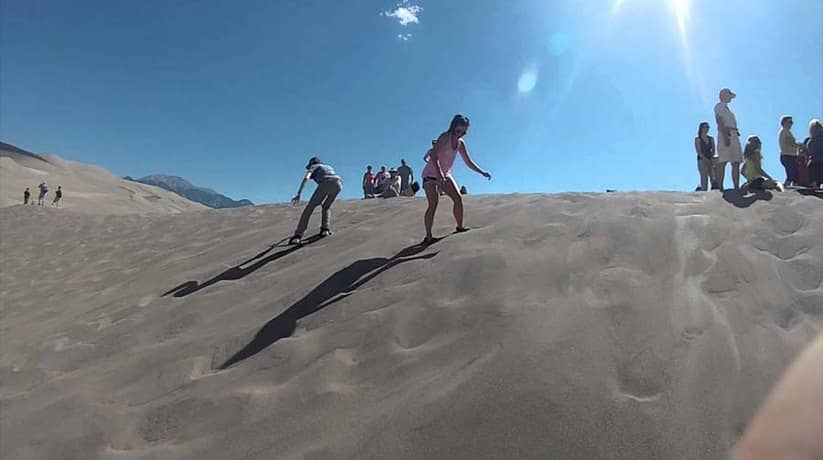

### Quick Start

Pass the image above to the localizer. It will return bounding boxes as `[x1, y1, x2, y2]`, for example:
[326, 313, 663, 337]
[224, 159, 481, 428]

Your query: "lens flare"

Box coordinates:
[517, 71, 538, 93]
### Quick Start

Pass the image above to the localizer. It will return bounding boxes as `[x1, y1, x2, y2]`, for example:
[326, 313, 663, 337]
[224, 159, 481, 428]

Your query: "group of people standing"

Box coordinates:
[288, 114, 491, 245]
[362, 160, 417, 199]
[695, 88, 823, 192]
[23, 181, 62, 207]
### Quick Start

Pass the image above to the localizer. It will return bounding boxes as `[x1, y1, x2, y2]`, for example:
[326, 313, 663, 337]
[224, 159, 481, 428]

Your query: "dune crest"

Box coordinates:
[1, 192, 821, 459]
[0, 142, 205, 214]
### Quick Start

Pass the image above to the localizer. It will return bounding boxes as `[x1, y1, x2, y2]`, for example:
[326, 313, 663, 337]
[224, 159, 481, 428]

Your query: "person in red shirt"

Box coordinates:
[362, 165, 375, 198]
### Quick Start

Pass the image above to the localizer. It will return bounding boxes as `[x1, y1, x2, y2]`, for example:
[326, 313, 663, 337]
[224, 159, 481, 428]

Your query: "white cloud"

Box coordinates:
[382, 2, 422, 26]
[398, 33, 412, 41]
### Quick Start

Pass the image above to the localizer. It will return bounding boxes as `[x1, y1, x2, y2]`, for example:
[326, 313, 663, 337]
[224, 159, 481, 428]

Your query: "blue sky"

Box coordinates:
[2, 0, 821, 203]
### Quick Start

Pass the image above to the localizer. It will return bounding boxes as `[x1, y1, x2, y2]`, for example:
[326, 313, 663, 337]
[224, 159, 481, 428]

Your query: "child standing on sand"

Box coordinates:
[289, 157, 343, 245]
[421, 114, 491, 244]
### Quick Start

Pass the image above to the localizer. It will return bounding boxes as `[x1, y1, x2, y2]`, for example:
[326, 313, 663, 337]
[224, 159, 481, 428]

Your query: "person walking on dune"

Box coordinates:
[23, 187, 30, 205]
[421, 114, 491, 244]
[714, 88, 743, 190]
[37, 181, 48, 206]
[289, 157, 343, 245]
[52, 186, 63, 207]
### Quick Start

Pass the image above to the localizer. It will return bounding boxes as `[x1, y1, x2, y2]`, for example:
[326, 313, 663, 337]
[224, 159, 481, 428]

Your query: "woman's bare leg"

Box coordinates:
[441, 177, 464, 229]
[732, 161, 741, 190]
[717, 162, 727, 191]
[423, 181, 439, 239]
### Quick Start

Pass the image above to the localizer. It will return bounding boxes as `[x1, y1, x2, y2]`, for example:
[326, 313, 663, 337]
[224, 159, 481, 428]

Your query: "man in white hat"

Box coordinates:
[714, 88, 743, 190]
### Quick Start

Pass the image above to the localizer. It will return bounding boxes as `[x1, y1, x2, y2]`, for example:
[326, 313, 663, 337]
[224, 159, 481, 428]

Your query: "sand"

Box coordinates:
[1, 191, 821, 459]
[0, 145, 206, 214]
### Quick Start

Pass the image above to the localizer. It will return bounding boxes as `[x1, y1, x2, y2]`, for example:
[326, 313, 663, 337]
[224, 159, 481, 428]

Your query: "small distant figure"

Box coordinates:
[362, 165, 375, 199]
[778, 115, 803, 187]
[289, 157, 343, 245]
[380, 168, 402, 198]
[714, 88, 743, 190]
[694, 121, 717, 191]
[806, 119, 823, 188]
[52, 186, 63, 207]
[421, 114, 491, 244]
[397, 159, 414, 196]
[741, 136, 783, 193]
[460, 185, 468, 195]
[23, 187, 30, 205]
[37, 181, 48, 206]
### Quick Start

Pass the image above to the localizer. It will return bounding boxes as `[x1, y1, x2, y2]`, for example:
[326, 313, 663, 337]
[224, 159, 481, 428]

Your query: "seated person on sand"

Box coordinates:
[380, 169, 402, 198]
[373, 166, 390, 195]
[740, 136, 784, 193]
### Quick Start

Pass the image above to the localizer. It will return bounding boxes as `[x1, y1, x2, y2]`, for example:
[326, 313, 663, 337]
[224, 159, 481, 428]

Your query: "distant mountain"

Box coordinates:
[125, 174, 253, 209]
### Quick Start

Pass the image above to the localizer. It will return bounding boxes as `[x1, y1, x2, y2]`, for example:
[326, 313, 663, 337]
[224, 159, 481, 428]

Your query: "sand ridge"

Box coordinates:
[0, 145, 206, 214]
[1, 191, 821, 459]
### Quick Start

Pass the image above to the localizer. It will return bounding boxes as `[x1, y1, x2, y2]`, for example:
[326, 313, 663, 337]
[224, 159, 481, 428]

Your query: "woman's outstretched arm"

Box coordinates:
[458, 140, 491, 179]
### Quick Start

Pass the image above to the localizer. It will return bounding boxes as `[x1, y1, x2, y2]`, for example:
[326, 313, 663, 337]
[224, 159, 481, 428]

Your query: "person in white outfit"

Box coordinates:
[714, 88, 743, 190]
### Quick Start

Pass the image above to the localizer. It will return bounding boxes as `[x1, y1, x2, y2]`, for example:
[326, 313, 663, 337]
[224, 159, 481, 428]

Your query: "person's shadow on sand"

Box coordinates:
[797, 188, 823, 200]
[722, 189, 773, 208]
[162, 235, 325, 298]
[218, 240, 442, 369]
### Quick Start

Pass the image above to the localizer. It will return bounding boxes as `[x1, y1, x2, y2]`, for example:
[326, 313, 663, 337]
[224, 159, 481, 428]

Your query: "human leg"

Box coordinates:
[423, 178, 440, 240]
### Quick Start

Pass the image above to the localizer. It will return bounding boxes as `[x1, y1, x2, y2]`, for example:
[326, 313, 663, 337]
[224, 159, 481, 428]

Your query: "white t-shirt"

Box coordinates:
[714, 102, 738, 134]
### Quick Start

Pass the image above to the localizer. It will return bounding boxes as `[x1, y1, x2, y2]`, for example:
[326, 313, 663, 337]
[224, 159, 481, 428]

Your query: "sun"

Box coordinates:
[612, 0, 691, 40]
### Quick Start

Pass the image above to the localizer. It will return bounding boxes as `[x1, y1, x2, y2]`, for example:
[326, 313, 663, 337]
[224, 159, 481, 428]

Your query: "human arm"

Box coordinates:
[458, 140, 491, 179]
[733, 333, 823, 460]
[291, 171, 313, 205]
[694, 138, 702, 158]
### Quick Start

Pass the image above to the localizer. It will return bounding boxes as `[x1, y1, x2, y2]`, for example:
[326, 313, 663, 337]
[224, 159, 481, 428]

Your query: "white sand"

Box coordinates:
[1, 191, 821, 459]
[0, 146, 205, 214]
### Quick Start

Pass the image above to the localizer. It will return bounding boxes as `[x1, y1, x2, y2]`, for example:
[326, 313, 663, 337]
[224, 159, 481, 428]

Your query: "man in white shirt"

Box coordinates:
[380, 169, 402, 198]
[714, 88, 743, 190]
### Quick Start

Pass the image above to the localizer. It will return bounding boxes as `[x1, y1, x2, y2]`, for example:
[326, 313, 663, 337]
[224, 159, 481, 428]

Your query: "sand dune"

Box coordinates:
[1, 191, 821, 459]
[0, 143, 205, 214]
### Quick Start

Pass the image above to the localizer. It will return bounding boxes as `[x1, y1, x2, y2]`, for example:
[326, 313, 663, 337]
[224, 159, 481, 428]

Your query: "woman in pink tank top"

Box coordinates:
[422, 114, 491, 244]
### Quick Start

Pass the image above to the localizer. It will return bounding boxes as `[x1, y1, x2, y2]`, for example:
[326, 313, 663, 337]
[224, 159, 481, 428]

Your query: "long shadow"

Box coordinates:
[162, 235, 324, 298]
[797, 188, 823, 200]
[722, 189, 773, 208]
[218, 239, 443, 369]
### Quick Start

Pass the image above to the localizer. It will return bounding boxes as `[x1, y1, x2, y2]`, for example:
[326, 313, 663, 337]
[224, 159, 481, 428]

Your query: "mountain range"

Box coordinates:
[124, 174, 253, 209]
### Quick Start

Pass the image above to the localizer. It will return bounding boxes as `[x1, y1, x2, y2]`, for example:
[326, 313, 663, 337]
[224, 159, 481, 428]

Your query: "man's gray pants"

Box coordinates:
[294, 180, 342, 236]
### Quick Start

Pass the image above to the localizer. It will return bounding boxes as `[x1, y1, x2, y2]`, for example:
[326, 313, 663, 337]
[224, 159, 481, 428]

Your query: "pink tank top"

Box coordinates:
[423, 135, 459, 178]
